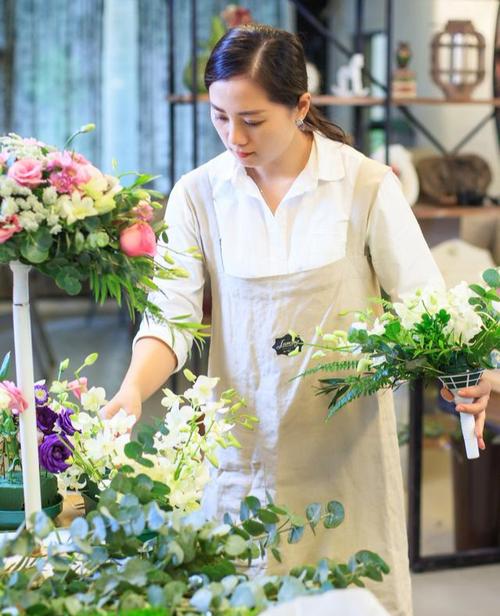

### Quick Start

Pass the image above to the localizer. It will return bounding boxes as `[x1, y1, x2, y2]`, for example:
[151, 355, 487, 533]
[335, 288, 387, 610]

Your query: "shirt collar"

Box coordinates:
[209, 131, 345, 195]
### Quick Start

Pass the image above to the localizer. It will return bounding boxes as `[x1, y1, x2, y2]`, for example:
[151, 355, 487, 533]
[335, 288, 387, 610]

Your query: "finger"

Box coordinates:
[440, 387, 454, 402]
[99, 398, 122, 420]
[474, 410, 486, 450]
[458, 381, 492, 398]
[456, 393, 490, 414]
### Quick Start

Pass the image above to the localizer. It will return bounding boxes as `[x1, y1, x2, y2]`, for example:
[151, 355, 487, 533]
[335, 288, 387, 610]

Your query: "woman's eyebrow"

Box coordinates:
[210, 103, 266, 115]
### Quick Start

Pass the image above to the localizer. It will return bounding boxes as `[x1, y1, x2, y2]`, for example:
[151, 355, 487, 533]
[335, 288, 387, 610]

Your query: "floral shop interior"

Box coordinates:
[0, 1, 499, 615]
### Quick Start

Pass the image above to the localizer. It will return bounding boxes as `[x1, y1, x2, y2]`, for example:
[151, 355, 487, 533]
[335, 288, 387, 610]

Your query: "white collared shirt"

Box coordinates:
[136, 133, 444, 371]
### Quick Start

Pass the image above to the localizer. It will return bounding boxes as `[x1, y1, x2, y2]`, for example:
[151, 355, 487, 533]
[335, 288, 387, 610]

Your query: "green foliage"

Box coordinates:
[0, 474, 389, 615]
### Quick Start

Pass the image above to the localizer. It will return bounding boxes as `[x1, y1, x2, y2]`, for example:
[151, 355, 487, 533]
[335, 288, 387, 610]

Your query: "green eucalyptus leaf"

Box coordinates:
[483, 268, 500, 288]
[257, 509, 279, 524]
[20, 239, 49, 263]
[225, 534, 248, 557]
[124, 441, 143, 460]
[122, 558, 150, 586]
[305, 503, 321, 529]
[323, 501, 345, 528]
[70, 517, 89, 540]
[277, 576, 306, 602]
[33, 511, 54, 539]
[287, 525, 305, 544]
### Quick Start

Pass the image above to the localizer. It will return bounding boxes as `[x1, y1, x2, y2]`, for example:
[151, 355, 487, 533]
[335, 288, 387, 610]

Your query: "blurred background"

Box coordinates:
[0, 1, 499, 614]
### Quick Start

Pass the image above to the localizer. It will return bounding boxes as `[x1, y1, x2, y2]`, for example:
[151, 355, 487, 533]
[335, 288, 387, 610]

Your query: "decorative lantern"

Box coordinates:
[431, 20, 485, 99]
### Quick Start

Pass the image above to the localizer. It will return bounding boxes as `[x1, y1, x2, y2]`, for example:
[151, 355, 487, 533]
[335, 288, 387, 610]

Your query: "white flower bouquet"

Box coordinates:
[296, 268, 500, 459]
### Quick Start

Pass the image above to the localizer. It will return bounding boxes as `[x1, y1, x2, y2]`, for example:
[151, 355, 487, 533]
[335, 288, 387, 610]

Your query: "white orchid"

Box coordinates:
[81, 387, 107, 412]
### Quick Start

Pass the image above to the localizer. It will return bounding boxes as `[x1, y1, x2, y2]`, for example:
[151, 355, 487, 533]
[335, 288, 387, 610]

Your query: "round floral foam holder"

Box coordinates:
[438, 369, 483, 460]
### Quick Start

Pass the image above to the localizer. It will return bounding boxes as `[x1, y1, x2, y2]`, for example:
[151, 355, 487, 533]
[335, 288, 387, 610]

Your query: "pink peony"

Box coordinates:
[133, 200, 154, 222]
[67, 377, 88, 401]
[120, 222, 156, 258]
[46, 151, 92, 193]
[0, 380, 28, 414]
[0, 215, 22, 244]
[7, 158, 43, 188]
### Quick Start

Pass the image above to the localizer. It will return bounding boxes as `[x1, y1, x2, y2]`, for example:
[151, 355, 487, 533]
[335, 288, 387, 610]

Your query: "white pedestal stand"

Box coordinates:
[9, 261, 42, 526]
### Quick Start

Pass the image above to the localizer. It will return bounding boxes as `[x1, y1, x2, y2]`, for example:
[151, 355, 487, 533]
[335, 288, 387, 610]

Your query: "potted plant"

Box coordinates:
[293, 268, 500, 459]
[0, 352, 62, 529]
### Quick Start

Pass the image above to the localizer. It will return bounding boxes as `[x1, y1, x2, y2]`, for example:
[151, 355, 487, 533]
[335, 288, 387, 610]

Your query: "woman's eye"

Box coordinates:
[244, 121, 264, 127]
[215, 115, 228, 122]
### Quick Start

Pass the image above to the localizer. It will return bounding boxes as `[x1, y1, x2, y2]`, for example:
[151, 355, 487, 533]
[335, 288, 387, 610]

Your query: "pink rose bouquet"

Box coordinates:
[0, 128, 205, 339]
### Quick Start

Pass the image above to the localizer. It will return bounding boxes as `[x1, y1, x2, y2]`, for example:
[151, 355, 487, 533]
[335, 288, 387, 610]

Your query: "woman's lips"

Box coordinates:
[235, 151, 253, 159]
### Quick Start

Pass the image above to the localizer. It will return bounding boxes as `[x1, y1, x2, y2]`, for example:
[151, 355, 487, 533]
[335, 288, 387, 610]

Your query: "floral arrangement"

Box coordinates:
[296, 268, 500, 419]
[55, 359, 256, 512]
[0, 470, 389, 615]
[0, 129, 205, 340]
[1, 351, 256, 513]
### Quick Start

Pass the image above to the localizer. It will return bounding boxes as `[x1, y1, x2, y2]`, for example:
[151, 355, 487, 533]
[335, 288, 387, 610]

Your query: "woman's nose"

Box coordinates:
[227, 123, 247, 147]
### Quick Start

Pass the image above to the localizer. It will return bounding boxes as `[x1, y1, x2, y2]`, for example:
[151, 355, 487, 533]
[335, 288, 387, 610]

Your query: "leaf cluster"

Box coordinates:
[0, 474, 389, 615]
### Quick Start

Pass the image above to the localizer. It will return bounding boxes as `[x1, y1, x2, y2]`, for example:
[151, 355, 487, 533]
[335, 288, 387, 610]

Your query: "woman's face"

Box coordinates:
[209, 76, 304, 169]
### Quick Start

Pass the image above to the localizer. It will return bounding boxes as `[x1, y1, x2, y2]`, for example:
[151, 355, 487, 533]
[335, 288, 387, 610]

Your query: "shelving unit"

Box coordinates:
[167, 94, 500, 106]
[167, 0, 500, 574]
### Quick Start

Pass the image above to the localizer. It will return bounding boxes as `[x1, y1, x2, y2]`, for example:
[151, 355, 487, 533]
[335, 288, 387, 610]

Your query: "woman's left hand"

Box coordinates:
[440, 377, 492, 451]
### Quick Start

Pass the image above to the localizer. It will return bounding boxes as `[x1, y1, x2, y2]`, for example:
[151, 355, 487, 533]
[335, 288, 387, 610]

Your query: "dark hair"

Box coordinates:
[205, 24, 347, 143]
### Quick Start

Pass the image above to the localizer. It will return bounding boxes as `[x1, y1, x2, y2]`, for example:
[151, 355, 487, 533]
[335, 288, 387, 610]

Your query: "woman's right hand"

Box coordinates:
[100, 385, 143, 424]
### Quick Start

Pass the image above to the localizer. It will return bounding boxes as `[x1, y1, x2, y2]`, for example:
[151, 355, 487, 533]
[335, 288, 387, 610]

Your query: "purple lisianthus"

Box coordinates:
[57, 407, 77, 436]
[36, 405, 57, 435]
[39, 434, 72, 473]
[34, 382, 49, 407]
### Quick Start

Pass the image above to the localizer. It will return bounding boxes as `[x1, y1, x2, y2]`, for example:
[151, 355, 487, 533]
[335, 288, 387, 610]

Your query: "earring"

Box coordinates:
[295, 118, 305, 129]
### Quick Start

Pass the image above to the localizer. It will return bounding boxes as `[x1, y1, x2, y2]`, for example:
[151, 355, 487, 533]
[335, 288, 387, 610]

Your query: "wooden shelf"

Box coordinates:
[167, 94, 500, 107]
[412, 203, 499, 219]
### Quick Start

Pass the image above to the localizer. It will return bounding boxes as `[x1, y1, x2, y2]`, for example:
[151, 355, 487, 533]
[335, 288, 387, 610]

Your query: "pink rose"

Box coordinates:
[7, 158, 43, 188]
[67, 377, 88, 401]
[133, 200, 154, 222]
[46, 151, 92, 193]
[120, 222, 156, 258]
[0, 380, 28, 414]
[0, 215, 22, 244]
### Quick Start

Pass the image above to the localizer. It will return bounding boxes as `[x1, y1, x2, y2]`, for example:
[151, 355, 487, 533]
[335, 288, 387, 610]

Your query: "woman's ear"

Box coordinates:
[296, 92, 311, 121]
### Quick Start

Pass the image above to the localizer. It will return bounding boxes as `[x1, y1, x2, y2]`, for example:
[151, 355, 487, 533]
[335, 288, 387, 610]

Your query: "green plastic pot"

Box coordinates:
[0, 471, 62, 530]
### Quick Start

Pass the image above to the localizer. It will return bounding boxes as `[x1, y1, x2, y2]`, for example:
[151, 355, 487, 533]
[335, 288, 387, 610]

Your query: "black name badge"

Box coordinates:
[272, 333, 304, 356]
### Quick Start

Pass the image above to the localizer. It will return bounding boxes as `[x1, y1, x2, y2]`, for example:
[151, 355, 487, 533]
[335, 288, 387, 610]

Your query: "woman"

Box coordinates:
[102, 25, 491, 616]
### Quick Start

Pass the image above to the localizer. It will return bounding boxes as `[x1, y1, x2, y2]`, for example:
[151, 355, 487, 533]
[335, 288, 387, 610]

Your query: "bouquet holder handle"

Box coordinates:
[454, 397, 480, 460]
[439, 371, 483, 460]
[9, 261, 42, 526]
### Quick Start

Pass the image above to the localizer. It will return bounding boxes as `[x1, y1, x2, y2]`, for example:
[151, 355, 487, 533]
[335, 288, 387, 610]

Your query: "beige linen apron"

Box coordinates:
[183, 157, 412, 616]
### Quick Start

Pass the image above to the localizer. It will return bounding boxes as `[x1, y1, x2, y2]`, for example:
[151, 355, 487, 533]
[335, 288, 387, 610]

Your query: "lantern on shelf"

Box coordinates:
[431, 20, 485, 99]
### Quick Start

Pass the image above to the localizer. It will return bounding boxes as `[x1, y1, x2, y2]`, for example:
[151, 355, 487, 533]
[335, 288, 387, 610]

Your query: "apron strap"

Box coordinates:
[347, 157, 390, 258]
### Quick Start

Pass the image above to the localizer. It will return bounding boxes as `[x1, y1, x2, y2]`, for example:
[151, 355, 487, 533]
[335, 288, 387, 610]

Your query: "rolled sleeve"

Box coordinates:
[133, 177, 205, 373]
[367, 170, 445, 300]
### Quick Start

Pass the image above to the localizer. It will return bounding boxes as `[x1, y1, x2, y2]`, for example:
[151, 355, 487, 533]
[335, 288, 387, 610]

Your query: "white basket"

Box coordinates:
[438, 369, 483, 460]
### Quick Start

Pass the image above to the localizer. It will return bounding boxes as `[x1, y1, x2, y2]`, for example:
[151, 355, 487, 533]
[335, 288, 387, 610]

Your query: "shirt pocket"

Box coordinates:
[307, 220, 348, 270]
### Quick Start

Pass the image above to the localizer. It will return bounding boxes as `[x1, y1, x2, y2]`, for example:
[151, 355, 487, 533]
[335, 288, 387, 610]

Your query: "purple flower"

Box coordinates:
[34, 383, 49, 407]
[36, 405, 57, 435]
[57, 408, 77, 435]
[39, 434, 72, 473]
